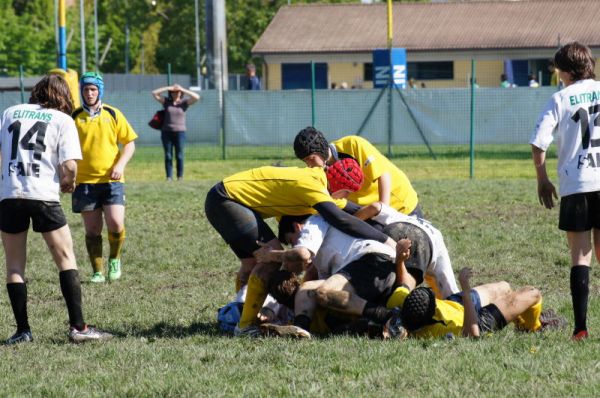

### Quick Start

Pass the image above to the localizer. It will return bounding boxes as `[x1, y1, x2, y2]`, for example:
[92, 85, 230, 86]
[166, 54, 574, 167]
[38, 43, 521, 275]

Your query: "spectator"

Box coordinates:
[408, 78, 418, 89]
[529, 74, 540, 88]
[246, 63, 261, 90]
[500, 74, 515, 88]
[151, 84, 200, 181]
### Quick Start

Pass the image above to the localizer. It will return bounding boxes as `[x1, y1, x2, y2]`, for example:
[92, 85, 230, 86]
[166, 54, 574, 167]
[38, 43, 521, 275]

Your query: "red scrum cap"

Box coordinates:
[326, 158, 364, 194]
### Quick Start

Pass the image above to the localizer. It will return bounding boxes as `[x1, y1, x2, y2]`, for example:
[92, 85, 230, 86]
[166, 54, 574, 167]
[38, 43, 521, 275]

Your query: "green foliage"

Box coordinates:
[0, 0, 432, 77]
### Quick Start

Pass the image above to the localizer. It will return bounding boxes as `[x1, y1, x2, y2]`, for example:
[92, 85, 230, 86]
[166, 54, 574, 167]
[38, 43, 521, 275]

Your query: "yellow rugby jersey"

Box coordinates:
[332, 135, 418, 215]
[386, 286, 464, 338]
[223, 166, 346, 218]
[73, 104, 138, 183]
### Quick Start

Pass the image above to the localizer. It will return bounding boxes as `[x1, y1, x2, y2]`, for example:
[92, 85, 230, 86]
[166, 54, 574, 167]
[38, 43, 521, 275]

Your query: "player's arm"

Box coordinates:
[459, 267, 480, 338]
[313, 201, 395, 247]
[60, 159, 77, 193]
[531, 144, 557, 209]
[111, 140, 136, 180]
[151, 86, 169, 104]
[376, 172, 392, 205]
[395, 239, 416, 290]
[353, 201, 383, 221]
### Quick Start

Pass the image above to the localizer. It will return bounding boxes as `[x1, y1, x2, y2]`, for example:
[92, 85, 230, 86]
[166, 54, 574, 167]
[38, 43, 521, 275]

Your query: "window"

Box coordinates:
[364, 63, 373, 82]
[407, 61, 453, 80]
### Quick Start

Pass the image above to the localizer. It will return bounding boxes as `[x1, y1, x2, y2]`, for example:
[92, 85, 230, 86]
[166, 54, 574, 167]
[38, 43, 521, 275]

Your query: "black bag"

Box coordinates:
[148, 110, 165, 130]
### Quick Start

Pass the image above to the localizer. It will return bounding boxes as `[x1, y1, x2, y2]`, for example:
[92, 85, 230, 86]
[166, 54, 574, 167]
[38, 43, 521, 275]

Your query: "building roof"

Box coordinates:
[252, 0, 600, 55]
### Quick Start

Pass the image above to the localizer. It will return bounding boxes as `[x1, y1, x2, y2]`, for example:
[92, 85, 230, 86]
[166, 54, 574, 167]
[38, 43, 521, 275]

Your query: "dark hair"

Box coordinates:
[293, 126, 329, 160]
[267, 270, 300, 310]
[246, 63, 256, 72]
[278, 214, 311, 244]
[29, 74, 74, 115]
[554, 42, 596, 81]
[400, 287, 437, 332]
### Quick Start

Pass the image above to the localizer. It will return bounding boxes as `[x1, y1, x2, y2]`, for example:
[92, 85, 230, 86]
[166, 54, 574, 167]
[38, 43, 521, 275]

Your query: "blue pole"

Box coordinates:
[58, 0, 67, 69]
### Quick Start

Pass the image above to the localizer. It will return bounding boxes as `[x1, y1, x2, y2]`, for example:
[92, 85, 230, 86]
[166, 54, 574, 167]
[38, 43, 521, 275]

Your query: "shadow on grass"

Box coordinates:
[125, 321, 221, 339]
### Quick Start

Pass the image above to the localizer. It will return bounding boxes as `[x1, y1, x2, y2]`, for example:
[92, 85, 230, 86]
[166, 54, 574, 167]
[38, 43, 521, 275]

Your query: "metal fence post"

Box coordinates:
[311, 61, 316, 127]
[469, 59, 476, 179]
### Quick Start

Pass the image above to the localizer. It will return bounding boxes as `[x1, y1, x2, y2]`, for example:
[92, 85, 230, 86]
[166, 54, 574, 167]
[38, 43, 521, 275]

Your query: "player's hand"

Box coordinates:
[110, 164, 125, 180]
[537, 179, 557, 209]
[60, 178, 76, 193]
[253, 241, 272, 263]
[458, 267, 473, 289]
[396, 238, 411, 262]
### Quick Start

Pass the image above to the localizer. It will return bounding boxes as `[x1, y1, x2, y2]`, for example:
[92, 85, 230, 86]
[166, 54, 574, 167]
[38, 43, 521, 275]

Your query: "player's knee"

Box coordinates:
[498, 281, 511, 295]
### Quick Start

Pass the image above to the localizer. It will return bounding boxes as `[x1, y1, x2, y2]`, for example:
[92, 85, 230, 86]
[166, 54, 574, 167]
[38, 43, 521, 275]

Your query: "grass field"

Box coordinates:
[1, 146, 598, 397]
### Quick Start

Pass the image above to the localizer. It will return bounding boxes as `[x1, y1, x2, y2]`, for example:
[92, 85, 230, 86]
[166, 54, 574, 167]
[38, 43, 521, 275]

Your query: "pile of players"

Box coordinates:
[209, 127, 567, 340]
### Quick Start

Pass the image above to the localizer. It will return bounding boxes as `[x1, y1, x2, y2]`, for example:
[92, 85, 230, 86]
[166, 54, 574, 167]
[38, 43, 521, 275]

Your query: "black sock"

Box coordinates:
[362, 302, 392, 324]
[570, 265, 589, 334]
[59, 270, 85, 331]
[7, 283, 30, 333]
[294, 315, 311, 331]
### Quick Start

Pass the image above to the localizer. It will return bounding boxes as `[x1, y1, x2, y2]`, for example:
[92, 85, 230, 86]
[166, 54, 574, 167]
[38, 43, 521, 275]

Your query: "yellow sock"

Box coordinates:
[85, 235, 103, 273]
[424, 274, 442, 299]
[238, 274, 267, 329]
[108, 229, 125, 259]
[514, 299, 543, 332]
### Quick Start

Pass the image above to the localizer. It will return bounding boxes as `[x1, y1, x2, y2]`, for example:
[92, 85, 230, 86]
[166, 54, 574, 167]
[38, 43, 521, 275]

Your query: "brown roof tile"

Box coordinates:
[252, 0, 600, 55]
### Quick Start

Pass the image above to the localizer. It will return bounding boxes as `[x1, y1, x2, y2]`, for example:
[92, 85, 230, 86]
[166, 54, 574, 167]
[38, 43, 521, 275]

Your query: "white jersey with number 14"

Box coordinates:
[530, 79, 600, 197]
[0, 104, 82, 202]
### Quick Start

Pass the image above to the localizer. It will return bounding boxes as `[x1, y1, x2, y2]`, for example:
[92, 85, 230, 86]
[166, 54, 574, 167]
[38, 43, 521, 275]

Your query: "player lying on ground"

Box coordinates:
[255, 201, 460, 336]
[293, 126, 422, 216]
[262, 240, 566, 339]
[205, 161, 396, 336]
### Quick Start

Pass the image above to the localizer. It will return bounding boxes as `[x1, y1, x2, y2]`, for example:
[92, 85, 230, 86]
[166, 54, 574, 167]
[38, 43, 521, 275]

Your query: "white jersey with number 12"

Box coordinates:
[530, 79, 600, 197]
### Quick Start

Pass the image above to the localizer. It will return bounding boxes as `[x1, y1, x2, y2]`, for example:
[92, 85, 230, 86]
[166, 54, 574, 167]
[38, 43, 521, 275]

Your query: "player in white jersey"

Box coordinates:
[0, 74, 112, 344]
[530, 42, 600, 341]
[258, 203, 459, 336]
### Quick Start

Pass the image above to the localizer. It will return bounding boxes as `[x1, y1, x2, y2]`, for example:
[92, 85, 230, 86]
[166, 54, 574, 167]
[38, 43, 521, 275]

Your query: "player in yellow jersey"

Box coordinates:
[205, 165, 395, 336]
[72, 72, 137, 283]
[293, 127, 421, 216]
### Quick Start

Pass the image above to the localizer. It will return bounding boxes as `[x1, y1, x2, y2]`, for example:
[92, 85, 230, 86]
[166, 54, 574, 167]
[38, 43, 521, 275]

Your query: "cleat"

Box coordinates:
[571, 330, 589, 342]
[383, 308, 408, 340]
[5, 330, 33, 345]
[107, 258, 121, 281]
[233, 325, 262, 338]
[539, 309, 568, 332]
[68, 325, 113, 343]
[260, 323, 311, 339]
[90, 272, 105, 283]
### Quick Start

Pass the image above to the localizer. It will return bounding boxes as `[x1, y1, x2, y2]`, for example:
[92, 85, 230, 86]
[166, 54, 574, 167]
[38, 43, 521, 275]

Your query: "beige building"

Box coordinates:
[252, 0, 600, 90]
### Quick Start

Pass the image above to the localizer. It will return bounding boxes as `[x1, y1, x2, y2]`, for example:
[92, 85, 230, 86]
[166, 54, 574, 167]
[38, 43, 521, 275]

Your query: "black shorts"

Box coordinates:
[0, 199, 67, 233]
[382, 222, 432, 285]
[559, 191, 600, 231]
[204, 182, 276, 259]
[72, 182, 126, 213]
[478, 303, 507, 334]
[337, 253, 396, 304]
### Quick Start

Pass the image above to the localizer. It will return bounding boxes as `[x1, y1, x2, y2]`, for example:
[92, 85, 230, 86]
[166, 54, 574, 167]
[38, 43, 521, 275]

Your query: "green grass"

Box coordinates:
[1, 152, 594, 397]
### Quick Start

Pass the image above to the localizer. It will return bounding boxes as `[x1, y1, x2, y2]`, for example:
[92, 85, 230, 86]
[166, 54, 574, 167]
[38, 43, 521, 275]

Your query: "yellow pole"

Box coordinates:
[387, 0, 393, 49]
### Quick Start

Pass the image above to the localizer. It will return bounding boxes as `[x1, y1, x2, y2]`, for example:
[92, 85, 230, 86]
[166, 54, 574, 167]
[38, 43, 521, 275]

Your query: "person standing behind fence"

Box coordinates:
[72, 72, 137, 284]
[0, 74, 112, 344]
[530, 42, 600, 341]
[151, 84, 200, 181]
[246, 63, 261, 90]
